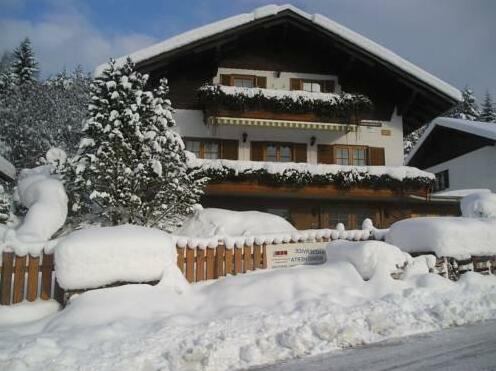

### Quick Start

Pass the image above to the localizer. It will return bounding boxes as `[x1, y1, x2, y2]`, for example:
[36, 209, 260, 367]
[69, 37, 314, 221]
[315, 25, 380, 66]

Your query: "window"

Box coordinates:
[434, 170, 449, 191]
[333, 146, 368, 166]
[184, 139, 239, 160]
[233, 76, 254, 88]
[328, 210, 351, 229]
[302, 81, 322, 93]
[290, 78, 335, 93]
[264, 143, 293, 162]
[352, 148, 367, 166]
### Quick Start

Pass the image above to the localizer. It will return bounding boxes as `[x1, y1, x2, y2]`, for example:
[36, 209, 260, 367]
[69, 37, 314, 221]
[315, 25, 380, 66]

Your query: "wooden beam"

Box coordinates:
[398, 90, 418, 116]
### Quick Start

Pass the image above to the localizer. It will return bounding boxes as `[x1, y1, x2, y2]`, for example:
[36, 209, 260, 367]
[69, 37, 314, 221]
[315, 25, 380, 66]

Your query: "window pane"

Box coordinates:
[280, 145, 292, 162]
[265, 144, 277, 161]
[302, 82, 321, 93]
[335, 148, 349, 165]
[328, 210, 350, 229]
[233, 77, 254, 88]
[185, 140, 201, 157]
[204, 142, 219, 159]
[353, 148, 367, 166]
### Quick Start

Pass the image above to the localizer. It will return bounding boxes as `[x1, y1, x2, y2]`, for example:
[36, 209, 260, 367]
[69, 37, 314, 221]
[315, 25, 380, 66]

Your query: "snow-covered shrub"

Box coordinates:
[176, 207, 296, 237]
[0, 183, 12, 223]
[460, 191, 496, 218]
[65, 58, 205, 229]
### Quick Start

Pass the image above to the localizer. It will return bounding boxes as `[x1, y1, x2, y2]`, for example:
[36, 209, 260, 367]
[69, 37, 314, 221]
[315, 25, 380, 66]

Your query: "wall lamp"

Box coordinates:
[242, 132, 248, 143]
[310, 136, 316, 146]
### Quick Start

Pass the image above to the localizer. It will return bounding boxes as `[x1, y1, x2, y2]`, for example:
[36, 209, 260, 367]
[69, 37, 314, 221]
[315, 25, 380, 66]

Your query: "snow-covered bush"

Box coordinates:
[460, 191, 496, 218]
[176, 207, 296, 237]
[0, 184, 12, 223]
[65, 58, 205, 229]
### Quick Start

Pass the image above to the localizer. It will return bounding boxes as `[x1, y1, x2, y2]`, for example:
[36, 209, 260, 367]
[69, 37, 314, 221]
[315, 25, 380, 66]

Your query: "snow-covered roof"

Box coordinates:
[405, 117, 496, 164]
[95, 4, 461, 102]
[0, 155, 15, 181]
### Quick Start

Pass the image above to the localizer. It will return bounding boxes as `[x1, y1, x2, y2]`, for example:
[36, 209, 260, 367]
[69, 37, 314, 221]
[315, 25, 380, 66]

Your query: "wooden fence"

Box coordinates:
[0, 251, 64, 306]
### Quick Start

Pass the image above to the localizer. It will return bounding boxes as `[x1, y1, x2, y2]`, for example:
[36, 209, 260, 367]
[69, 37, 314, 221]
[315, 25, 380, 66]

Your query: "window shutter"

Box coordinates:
[250, 141, 264, 161]
[323, 80, 335, 93]
[290, 78, 302, 91]
[221, 140, 239, 160]
[255, 76, 267, 88]
[317, 144, 334, 164]
[220, 74, 231, 86]
[293, 143, 307, 163]
[368, 147, 385, 165]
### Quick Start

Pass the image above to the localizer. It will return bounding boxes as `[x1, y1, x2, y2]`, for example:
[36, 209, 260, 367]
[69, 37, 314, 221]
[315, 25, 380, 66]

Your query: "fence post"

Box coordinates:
[206, 247, 215, 280]
[234, 247, 242, 274]
[185, 247, 195, 283]
[196, 249, 205, 282]
[12, 255, 26, 304]
[40, 252, 54, 300]
[243, 244, 253, 273]
[26, 255, 40, 302]
[262, 243, 268, 269]
[0, 251, 14, 305]
[176, 246, 185, 274]
[253, 243, 262, 269]
[215, 243, 225, 278]
[225, 247, 233, 275]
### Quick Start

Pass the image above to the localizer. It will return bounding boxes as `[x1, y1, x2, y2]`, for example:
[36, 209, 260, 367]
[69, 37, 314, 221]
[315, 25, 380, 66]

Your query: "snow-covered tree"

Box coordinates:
[403, 123, 429, 157]
[66, 58, 205, 229]
[10, 38, 38, 85]
[0, 184, 12, 223]
[446, 86, 479, 120]
[478, 91, 496, 123]
[0, 66, 90, 168]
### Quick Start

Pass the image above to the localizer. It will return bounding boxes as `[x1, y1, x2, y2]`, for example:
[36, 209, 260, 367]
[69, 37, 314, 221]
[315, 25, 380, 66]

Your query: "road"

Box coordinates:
[251, 320, 496, 371]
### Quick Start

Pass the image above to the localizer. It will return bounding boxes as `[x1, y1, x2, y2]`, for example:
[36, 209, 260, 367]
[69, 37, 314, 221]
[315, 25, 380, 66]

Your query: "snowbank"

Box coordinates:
[0, 300, 59, 327]
[1, 244, 496, 370]
[461, 191, 496, 218]
[387, 217, 496, 258]
[326, 240, 408, 280]
[55, 225, 185, 290]
[176, 207, 296, 237]
[15, 166, 67, 243]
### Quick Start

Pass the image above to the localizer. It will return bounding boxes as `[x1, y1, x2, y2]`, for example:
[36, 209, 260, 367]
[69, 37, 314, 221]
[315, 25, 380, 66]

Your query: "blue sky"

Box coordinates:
[1, 0, 495, 101]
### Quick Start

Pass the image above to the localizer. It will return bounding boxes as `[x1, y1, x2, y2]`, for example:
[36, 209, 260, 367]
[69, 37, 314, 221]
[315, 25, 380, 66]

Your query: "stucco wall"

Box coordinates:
[173, 108, 404, 166]
[426, 145, 496, 192]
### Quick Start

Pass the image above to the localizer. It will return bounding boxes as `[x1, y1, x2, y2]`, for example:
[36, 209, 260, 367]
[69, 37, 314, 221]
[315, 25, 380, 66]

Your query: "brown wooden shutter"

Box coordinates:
[250, 142, 264, 161]
[220, 74, 231, 86]
[293, 143, 307, 163]
[255, 76, 267, 88]
[290, 78, 302, 91]
[221, 140, 239, 160]
[317, 144, 334, 164]
[323, 80, 335, 93]
[368, 147, 385, 165]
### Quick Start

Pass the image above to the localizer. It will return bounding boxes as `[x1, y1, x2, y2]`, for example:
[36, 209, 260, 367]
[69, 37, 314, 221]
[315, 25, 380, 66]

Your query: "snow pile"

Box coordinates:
[55, 225, 185, 290]
[1, 244, 496, 370]
[326, 240, 408, 280]
[460, 191, 496, 218]
[387, 217, 496, 258]
[187, 157, 435, 182]
[176, 207, 296, 237]
[434, 188, 491, 198]
[0, 300, 60, 327]
[15, 166, 68, 243]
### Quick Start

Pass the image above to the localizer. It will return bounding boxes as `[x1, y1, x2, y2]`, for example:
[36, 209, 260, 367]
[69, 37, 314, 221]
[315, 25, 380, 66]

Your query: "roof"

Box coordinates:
[95, 4, 461, 102]
[0, 155, 16, 181]
[406, 117, 496, 165]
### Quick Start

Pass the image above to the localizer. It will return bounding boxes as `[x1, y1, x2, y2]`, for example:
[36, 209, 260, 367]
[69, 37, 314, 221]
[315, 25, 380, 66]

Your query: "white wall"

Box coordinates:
[173, 108, 404, 166]
[426, 145, 496, 192]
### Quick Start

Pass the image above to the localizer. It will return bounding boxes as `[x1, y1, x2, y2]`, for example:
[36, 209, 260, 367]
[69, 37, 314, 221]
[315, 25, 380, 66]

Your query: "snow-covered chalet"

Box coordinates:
[98, 4, 463, 229]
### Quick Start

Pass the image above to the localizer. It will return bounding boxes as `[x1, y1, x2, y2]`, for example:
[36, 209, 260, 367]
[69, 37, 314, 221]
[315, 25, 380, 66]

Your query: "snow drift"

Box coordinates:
[55, 225, 185, 290]
[387, 217, 496, 258]
[176, 207, 296, 237]
[461, 191, 496, 218]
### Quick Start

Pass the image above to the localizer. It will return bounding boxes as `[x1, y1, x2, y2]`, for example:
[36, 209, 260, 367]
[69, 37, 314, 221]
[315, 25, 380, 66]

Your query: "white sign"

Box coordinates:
[266, 242, 327, 269]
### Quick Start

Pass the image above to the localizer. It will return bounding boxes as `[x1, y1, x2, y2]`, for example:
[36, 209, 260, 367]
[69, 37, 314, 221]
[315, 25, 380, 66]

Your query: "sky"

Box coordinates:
[1, 0, 495, 102]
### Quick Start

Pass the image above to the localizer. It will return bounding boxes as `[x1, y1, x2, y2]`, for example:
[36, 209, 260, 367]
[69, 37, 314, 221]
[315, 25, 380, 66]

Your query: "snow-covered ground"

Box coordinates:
[1, 240, 496, 371]
[253, 320, 496, 371]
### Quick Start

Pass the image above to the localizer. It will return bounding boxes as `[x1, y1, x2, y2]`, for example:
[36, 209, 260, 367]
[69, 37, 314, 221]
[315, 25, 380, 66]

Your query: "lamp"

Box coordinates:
[310, 136, 316, 146]
[242, 132, 248, 143]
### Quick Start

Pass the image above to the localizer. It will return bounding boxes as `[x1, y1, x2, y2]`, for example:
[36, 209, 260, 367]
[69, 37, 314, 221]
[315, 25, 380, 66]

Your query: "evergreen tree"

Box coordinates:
[0, 184, 12, 224]
[67, 58, 205, 229]
[446, 86, 479, 120]
[403, 123, 429, 157]
[478, 91, 496, 123]
[10, 38, 39, 85]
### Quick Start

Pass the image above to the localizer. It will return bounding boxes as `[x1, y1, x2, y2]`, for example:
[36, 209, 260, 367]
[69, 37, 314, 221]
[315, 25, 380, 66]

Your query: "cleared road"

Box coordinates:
[252, 320, 496, 371]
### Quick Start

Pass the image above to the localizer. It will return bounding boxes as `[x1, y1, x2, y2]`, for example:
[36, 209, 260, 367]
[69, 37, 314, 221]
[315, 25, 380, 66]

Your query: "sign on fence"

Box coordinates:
[266, 242, 327, 269]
